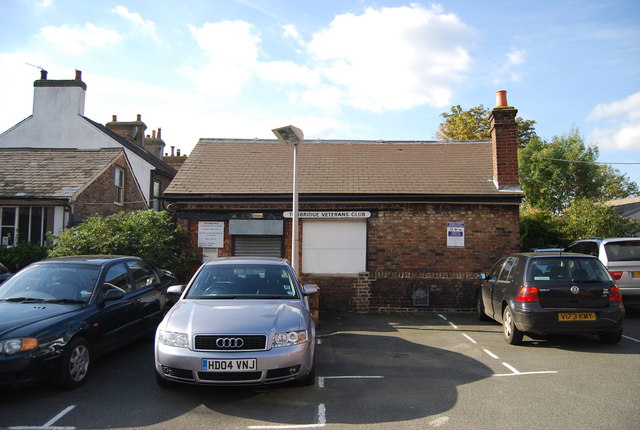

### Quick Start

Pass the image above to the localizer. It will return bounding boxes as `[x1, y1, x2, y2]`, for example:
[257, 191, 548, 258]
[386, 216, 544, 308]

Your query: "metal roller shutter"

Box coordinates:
[233, 236, 283, 258]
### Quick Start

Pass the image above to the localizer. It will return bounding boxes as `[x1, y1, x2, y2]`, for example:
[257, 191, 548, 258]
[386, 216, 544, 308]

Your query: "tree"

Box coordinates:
[519, 128, 639, 213]
[48, 210, 200, 281]
[519, 206, 564, 250]
[561, 198, 640, 239]
[436, 104, 537, 147]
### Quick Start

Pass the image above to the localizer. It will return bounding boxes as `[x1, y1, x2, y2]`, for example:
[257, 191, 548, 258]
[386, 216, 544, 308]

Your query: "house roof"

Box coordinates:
[0, 148, 123, 200]
[81, 117, 177, 177]
[165, 139, 521, 202]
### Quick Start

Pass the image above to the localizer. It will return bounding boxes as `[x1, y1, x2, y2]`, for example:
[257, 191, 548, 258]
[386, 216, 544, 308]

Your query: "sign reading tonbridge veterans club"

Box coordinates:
[283, 211, 371, 219]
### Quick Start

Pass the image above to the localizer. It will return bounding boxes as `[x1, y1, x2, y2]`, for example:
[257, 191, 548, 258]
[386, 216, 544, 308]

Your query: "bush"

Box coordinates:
[519, 206, 565, 250]
[0, 242, 49, 272]
[48, 210, 200, 282]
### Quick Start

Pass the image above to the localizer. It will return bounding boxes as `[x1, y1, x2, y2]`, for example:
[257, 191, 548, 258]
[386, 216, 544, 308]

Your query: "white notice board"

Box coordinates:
[447, 222, 465, 248]
[198, 221, 224, 248]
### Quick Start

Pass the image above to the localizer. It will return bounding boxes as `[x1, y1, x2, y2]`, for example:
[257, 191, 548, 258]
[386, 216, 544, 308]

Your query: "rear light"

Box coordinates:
[609, 271, 623, 280]
[608, 286, 623, 302]
[515, 286, 539, 302]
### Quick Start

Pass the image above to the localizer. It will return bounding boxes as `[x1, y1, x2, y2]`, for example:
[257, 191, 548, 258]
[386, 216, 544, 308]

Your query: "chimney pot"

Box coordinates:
[136, 114, 141, 121]
[177, 149, 181, 156]
[75, 70, 82, 81]
[152, 130, 156, 139]
[157, 128, 162, 139]
[112, 115, 117, 122]
[171, 146, 175, 156]
[40, 69, 48, 80]
[496, 90, 508, 107]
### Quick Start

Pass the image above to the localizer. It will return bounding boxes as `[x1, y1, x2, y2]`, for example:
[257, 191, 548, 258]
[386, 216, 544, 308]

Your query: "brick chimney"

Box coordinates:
[489, 90, 519, 191]
[105, 114, 147, 147]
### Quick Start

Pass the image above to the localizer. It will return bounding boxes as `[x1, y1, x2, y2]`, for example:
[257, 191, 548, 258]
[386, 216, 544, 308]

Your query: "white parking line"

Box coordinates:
[462, 333, 477, 344]
[445, 316, 560, 378]
[483, 349, 499, 359]
[318, 375, 384, 388]
[622, 334, 640, 343]
[247, 404, 326, 429]
[9, 405, 76, 430]
[492, 362, 558, 377]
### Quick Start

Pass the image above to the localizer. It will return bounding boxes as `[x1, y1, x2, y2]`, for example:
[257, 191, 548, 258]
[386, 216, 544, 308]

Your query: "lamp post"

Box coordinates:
[272, 125, 304, 275]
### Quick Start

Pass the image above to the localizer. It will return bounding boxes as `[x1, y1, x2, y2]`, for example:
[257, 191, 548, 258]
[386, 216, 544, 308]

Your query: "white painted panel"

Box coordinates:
[302, 220, 366, 274]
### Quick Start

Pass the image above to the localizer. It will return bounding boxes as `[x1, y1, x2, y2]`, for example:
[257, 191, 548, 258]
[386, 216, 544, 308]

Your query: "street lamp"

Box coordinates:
[272, 125, 304, 275]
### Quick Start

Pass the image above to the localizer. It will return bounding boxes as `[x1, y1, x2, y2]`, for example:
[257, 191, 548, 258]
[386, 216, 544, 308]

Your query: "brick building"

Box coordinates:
[165, 93, 522, 312]
[0, 70, 177, 246]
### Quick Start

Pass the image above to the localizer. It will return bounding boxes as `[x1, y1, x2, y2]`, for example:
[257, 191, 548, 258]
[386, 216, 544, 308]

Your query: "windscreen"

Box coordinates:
[185, 264, 298, 299]
[0, 264, 100, 303]
[604, 240, 640, 262]
[527, 258, 612, 283]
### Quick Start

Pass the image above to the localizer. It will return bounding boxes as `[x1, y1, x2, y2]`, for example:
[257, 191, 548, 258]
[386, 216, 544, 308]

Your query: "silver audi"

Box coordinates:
[154, 257, 318, 387]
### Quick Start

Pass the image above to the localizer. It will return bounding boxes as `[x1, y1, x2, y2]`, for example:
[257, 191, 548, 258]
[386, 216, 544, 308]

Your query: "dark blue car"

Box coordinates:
[0, 256, 175, 388]
[0, 262, 10, 284]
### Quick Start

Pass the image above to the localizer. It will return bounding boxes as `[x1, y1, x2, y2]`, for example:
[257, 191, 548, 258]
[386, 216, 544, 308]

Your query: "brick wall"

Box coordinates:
[173, 200, 520, 312]
[74, 154, 147, 220]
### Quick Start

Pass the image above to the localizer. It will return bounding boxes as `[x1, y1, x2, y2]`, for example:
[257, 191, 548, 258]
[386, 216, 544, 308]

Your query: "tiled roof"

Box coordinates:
[0, 148, 122, 199]
[166, 139, 512, 197]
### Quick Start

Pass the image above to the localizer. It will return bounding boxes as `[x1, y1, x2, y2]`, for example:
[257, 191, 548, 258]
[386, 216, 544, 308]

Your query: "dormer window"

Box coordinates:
[114, 168, 124, 205]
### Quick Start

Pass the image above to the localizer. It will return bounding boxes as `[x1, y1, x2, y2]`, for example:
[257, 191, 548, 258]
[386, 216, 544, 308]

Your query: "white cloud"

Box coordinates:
[39, 24, 121, 55]
[113, 5, 157, 37]
[491, 48, 526, 85]
[184, 21, 260, 97]
[588, 92, 640, 150]
[36, 0, 53, 7]
[306, 4, 474, 111]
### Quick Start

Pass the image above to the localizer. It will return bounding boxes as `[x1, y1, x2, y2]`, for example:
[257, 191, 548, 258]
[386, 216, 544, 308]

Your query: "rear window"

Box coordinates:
[527, 258, 611, 283]
[604, 240, 640, 262]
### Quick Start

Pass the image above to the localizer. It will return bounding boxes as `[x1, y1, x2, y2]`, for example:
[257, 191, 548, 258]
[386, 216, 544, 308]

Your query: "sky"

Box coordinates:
[0, 0, 639, 186]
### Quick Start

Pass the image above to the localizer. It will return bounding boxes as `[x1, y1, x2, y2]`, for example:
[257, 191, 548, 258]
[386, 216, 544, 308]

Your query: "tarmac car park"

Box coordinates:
[1, 310, 638, 429]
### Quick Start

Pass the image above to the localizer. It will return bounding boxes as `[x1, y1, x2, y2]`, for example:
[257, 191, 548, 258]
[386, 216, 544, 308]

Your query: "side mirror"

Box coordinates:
[102, 288, 125, 302]
[302, 284, 318, 296]
[167, 285, 186, 296]
[477, 273, 487, 280]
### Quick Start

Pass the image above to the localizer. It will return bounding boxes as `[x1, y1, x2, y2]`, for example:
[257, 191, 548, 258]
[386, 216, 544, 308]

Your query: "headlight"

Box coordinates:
[158, 330, 189, 348]
[1, 337, 39, 355]
[273, 330, 308, 348]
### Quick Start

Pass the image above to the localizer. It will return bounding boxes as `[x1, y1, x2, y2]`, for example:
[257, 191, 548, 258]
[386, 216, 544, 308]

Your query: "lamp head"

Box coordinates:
[272, 125, 304, 145]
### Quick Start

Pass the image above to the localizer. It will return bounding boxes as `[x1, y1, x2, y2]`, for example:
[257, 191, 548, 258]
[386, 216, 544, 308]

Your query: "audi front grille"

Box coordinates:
[194, 335, 268, 351]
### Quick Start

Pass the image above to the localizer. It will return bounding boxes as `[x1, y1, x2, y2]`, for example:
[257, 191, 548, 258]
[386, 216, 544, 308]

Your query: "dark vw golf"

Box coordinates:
[477, 253, 624, 345]
[0, 256, 175, 388]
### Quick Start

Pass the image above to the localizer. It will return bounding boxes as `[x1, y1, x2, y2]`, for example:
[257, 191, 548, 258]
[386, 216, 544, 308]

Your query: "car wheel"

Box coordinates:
[502, 306, 524, 345]
[599, 328, 623, 344]
[54, 337, 92, 389]
[476, 294, 490, 321]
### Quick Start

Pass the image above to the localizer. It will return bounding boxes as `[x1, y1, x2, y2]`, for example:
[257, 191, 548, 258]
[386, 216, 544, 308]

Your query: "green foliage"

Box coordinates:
[560, 198, 640, 239]
[520, 201, 640, 250]
[0, 242, 49, 272]
[48, 210, 200, 281]
[519, 129, 639, 213]
[519, 206, 565, 250]
[436, 104, 537, 147]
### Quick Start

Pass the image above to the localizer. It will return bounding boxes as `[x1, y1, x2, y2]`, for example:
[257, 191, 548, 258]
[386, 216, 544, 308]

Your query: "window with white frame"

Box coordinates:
[1, 206, 54, 246]
[151, 180, 161, 210]
[114, 168, 124, 205]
